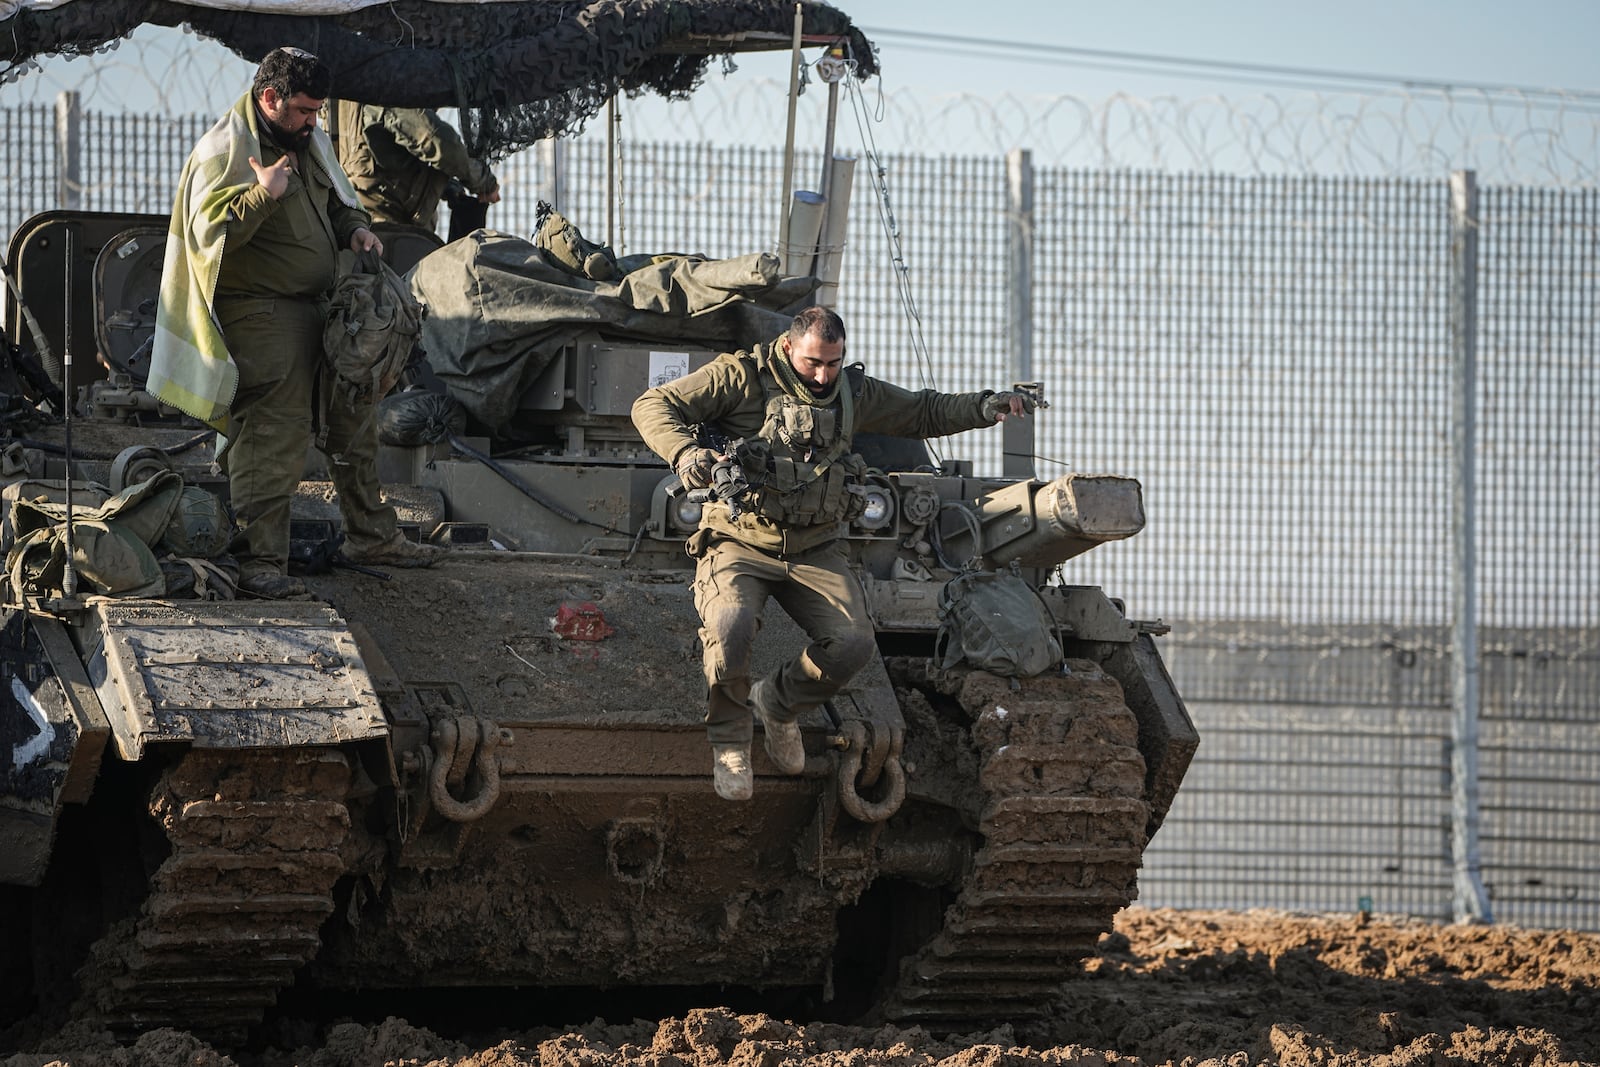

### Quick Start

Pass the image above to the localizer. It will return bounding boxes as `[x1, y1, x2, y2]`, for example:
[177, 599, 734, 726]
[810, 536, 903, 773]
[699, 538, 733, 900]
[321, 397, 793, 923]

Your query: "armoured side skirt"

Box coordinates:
[0, 611, 108, 886]
[82, 599, 390, 760]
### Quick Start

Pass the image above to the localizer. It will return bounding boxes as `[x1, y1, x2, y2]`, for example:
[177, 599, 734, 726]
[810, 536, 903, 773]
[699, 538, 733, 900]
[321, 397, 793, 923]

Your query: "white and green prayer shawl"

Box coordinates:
[148, 92, 361, 426]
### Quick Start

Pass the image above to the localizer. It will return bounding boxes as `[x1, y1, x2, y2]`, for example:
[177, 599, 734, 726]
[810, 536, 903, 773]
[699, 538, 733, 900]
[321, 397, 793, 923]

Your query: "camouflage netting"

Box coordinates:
[0, 0, 877, 160]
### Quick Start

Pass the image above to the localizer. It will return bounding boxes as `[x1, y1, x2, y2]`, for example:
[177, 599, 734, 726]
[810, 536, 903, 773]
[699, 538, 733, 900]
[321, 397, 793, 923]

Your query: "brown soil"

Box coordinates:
[5, 906, 1595, 1067]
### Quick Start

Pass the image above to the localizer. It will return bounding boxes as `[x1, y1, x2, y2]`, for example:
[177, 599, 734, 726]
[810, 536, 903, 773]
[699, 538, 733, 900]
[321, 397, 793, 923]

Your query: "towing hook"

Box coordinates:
[421, 716, 503, 823]
[835, 720, 906, 824]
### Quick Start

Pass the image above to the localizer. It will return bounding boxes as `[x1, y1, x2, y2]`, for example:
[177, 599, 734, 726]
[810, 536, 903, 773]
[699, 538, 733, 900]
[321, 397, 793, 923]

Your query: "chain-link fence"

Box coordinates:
[1027, 172, 1598, 928]
[2, 87, 1596, 933]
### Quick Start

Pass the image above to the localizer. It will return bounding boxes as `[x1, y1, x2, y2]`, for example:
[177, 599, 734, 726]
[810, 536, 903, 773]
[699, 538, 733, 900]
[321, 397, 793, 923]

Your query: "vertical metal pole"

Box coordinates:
[537, 138, 565, 216]
[55, 91, 82, 210]
[612, 97, 626, 257]
[819, 81, 839, 207]
[60, 226, 77, 598]
[807, 47, 847, 286]
[1003, 148, 1036, 479]
[1448, 169, 1492, 924]
[605, 96, 617, 249]
[777, 2, 803, 260]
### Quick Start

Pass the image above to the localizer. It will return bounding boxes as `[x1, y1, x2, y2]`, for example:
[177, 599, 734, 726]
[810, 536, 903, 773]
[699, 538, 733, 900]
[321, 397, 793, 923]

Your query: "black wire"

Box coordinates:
[862, 26, 1600, 105]
[10, 428, 217, 458]
[843, 71, 948, 467]
[446, 432, 626, 536]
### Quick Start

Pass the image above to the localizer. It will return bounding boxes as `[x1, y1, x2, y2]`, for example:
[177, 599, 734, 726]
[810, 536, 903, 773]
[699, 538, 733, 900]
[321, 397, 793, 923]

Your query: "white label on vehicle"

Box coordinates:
[648, 351, 691, 387]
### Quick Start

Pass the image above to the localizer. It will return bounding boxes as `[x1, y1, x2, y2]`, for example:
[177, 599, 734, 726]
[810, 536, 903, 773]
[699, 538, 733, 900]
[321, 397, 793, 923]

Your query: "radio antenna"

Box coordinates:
[60, 228, 77, 599]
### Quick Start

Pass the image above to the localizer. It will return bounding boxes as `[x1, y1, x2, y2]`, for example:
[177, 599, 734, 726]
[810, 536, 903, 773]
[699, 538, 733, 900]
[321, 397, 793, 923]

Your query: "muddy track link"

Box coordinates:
[883, 660, 1151, 1027]
[80, 748, 352, 1042]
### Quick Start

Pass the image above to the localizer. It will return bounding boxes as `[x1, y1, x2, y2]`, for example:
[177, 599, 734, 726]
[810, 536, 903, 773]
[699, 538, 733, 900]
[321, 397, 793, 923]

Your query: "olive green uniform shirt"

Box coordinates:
[633, 341, 994, 554]
[215, 134, 371, 299]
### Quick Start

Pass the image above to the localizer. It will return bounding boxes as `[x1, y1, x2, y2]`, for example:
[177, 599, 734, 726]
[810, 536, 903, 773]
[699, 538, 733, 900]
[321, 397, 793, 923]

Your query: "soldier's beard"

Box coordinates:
[264, 115, 314, 151]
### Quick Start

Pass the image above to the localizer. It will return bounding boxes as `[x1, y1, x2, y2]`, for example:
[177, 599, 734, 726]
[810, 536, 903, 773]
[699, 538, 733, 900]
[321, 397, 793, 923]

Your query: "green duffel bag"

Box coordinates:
[934, 565, 1064, 678]
[4, 471, 183, 599]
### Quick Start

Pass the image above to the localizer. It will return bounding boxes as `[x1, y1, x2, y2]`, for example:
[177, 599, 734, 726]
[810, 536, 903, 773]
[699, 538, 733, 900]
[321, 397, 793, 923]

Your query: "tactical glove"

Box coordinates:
[675, 447, 719, 490]
[981, 390, 1040, 422]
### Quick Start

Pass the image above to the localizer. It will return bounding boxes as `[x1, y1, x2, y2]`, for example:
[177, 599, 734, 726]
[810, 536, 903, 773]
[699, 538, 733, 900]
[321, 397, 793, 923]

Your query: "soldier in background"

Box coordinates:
[328, 102, 500, 235]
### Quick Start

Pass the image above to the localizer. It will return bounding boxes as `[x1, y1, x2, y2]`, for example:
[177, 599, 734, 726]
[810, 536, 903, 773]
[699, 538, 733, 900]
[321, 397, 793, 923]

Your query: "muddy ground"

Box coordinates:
[4, 905, 1595, 1067]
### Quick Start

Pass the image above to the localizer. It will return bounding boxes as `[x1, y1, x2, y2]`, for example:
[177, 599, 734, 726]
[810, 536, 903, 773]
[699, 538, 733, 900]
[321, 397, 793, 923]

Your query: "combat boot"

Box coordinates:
[751, 678, 805, 775]
[711, 743, 753, 801]
[343, 533, 445, 568]
[237, 570, 310, 599]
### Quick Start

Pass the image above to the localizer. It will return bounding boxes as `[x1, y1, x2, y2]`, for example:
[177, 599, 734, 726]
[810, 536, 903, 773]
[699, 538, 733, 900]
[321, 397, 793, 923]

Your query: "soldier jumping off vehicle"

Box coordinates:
[631, 306, 1035, 800]
[150, 46, 442, 599]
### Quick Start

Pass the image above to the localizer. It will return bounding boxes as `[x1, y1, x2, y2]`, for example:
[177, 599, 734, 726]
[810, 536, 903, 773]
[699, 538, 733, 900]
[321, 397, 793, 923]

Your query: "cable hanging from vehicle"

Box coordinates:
[843, 64, 948, 468]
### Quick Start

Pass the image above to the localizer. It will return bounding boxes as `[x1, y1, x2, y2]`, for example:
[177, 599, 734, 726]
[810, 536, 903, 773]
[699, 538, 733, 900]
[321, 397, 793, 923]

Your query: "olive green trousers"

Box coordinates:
[217, 294, 397, 579]
[690, 536, 877, 745]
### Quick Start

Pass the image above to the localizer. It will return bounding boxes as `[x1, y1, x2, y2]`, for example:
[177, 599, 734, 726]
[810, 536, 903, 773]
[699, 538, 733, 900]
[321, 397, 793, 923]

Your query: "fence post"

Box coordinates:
[537, 138, 566, 216]
[55, 91, 82, 210]
[1448, 169, 1492, 924]
[1003, 148, 1035, 479]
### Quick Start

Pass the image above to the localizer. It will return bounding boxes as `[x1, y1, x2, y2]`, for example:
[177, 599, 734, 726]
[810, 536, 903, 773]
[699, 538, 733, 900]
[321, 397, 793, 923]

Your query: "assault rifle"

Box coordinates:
[687, 435, 757, 521]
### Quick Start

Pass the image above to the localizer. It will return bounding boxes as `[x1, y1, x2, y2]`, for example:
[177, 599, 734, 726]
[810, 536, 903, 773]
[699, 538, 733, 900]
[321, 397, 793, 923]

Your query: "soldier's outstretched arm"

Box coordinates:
[855, 375, 992, 440]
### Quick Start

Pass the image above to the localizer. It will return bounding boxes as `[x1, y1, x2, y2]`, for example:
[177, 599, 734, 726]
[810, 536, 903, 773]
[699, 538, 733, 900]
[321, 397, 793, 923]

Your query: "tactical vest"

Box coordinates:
[735, 355, 869, 528]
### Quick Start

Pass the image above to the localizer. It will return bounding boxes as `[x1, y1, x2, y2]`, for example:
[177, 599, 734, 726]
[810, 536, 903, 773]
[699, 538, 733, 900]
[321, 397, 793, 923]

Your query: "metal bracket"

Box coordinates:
[834, 719, 905, 824]
[421, 715, 507, 823]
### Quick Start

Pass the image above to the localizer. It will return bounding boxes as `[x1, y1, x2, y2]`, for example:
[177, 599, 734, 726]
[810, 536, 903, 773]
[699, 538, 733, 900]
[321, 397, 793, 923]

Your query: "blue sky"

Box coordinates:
[849, 0, 1598, 99]
[627, 0, 1600, 173]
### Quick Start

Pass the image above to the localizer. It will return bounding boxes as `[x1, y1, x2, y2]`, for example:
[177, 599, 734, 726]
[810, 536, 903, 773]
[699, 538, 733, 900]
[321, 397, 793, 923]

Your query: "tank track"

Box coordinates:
[80, 748, 351, 1042]
[882, 659, 1151, 1027]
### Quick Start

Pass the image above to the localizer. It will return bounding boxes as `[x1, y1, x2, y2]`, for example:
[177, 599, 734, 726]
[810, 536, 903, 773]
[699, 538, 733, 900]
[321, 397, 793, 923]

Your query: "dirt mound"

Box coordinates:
[4, 907, 1595, 1067]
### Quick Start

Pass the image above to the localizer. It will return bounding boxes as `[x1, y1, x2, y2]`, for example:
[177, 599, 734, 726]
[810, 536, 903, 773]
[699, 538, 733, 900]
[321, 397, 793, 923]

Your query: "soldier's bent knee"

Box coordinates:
[821, 627, 877, 678]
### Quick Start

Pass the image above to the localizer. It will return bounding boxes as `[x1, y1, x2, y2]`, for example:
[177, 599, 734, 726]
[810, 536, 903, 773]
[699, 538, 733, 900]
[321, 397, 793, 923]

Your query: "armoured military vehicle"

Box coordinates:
[0, 0, 1197, 1044]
